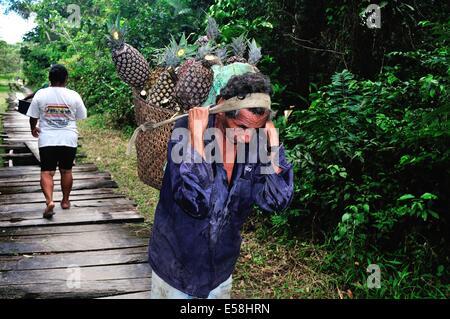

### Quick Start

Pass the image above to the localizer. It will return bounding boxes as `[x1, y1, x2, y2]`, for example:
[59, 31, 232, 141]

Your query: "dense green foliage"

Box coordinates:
[0, 40, 22, 75]
[2, 0, 448, 298]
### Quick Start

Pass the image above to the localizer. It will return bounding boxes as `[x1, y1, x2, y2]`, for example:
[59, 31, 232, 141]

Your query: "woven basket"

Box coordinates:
[133, 90, 177, 189]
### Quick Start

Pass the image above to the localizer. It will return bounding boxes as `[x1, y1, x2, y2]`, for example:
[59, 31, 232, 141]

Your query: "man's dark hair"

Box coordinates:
[219, 72, 272, 118]
[49, 64, 68, 85]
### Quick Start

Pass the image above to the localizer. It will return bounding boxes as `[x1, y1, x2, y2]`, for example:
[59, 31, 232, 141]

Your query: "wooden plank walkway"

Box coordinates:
[0, 91, 152, 299]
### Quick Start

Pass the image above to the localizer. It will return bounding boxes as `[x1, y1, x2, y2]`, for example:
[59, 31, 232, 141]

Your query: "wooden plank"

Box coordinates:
[4, 139, 45, 143]
[2, 121, 31, 124]
[98, 290, 151, 299]
[0, 247, 148, 271]
[2, 136, 35, 140]
[0, 176, 110, 188]
[0, 163, 96, 170]
[1, 133, 33, 137]
[0, 192, 124, 206]
[0, 228, 148, 254]
[0, 203, 137, 219]
[0, 171, 110, 181]
[0, 144, 26, 149]
[0, 164, 97, 175]
[0, 153, 33, 158]
[0, 211, 143, 228]
[2, 134, 34, 138]
[0, 188, 121, 205]
[3, 137, 84, 142]
[0, 179, 118, 194]
[1, 118, 23, 122]
[0, 198, 135, 213]
[0, 172, 112, 186]
[0, 263, 151, 286]
[0, 205, 139, 223]
[0, 223, 141, 237]
[0, 277, 151, 299]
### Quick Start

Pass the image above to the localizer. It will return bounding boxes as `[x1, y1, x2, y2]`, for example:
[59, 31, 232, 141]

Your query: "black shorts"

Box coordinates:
[39, 146, 77, 171]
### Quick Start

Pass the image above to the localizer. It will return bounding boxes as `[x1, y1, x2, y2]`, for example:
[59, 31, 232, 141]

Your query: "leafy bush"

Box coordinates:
[277, 21, 449, 297]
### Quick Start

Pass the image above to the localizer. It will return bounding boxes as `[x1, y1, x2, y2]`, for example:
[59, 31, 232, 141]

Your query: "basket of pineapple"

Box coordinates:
[108, 17, 262, 189]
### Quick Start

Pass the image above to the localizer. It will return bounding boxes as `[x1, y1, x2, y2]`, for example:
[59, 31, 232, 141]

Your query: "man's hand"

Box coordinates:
[265, 120, 279, 148]
[265, 120, 282, 174]
[188, 107, 209, 159]
[29, 117, 39, 138]
[31, 127, 40, 138]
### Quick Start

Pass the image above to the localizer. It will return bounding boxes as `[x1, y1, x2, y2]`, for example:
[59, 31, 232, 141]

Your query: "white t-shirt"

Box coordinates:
[26, 87, 87, 148]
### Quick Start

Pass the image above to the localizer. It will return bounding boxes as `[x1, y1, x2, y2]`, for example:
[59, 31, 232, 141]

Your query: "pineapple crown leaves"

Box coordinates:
[157, 33, 197, 67]
[215, 46, 229, 62]
[206, 17, 220, 42]
[106, 14, 126, 49]
[197, 42, 216, 60]
[229, 34, 248, 57]
[151, 47, 167, 65]
[176, 33, 197, 56]
[247, 39, 262, 65]
[195, 43, 221, 66]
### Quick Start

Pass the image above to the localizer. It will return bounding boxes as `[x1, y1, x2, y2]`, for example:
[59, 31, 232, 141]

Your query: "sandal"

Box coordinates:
[43, 202, 55, 219]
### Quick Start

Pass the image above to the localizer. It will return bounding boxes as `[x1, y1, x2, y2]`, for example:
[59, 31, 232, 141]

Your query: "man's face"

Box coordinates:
[224, 118, 254, 144]
[223, 109, 267, 144]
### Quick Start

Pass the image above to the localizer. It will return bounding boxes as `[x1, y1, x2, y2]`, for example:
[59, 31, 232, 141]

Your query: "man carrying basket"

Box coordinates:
[149, 72, 294, 299]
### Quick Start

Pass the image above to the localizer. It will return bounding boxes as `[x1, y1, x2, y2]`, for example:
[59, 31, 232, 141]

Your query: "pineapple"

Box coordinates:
[144, 48, 166, 92]
[141, 50, 167, 98]
[174, 44, 220, 111]
[247, 39, 262, 66]
[176, 42, 213, 78]
[226, 34, 248, 64]
[142, 34, 195, 98]
[107, 16, 150, 90]
[145, 67, 165, 93]
[176, 58, 196, 78]
[146, 66, 179, 111]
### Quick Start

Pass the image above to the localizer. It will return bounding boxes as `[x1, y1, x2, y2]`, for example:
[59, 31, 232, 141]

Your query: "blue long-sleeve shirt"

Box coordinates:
[148, 114, 294, 298]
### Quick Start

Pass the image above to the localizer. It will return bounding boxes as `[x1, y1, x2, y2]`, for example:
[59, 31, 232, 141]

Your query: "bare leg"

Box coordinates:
[41, 171, 56, 218]
[60, 168, 73, 209]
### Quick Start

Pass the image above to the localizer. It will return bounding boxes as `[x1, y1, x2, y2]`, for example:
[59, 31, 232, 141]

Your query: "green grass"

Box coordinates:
[0, 74, 13, 166]
[78, 115, 160, 224]
[78, 114, 340, 299]
[0, 74, 10, 112]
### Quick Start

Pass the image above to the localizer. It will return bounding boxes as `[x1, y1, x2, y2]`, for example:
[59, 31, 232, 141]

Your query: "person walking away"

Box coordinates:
[26, 64, 87, 218]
